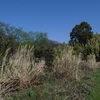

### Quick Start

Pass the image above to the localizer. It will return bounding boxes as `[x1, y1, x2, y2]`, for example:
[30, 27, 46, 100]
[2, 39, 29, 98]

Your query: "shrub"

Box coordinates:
[34, 48, 55, 71]
[82, 34, 100, 61]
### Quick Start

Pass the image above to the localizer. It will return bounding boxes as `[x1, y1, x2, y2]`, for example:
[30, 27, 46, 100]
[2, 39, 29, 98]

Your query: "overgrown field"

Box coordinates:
[0, 45, 99, 100]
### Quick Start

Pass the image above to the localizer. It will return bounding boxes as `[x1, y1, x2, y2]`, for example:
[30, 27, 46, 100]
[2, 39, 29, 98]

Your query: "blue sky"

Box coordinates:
[0, 0, 100, 43]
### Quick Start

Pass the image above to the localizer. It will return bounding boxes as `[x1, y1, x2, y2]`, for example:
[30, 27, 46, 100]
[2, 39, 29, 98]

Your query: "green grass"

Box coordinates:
[4, 69, 100, 100]
[87, 68, 100, 100]
[4, 83, 67, 100]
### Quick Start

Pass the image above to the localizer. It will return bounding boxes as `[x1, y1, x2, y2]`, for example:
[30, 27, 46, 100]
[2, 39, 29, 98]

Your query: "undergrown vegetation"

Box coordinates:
[0, 21, 100, 100]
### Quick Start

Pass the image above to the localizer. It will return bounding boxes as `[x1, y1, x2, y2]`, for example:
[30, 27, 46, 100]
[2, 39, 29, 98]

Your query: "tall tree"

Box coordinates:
[70, 21, 93, 45]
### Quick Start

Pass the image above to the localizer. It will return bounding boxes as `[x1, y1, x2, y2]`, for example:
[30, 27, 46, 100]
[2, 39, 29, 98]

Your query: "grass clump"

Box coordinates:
[0, 45, 45, 97]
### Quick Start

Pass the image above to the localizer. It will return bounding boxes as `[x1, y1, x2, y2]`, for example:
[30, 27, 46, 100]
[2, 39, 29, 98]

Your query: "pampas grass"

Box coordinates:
[53, 45, 97, 81]
[87, 54, 97, 69]
[53, 46, 81, 81]
[0, 45, 45, 96]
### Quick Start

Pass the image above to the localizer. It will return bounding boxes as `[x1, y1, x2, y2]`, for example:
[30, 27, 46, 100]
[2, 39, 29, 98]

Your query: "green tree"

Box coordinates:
[0, 22, 19, 53]
[83, 33, 100, 61]
[34, 32, 50, 49]
[70, 21, 93, 45]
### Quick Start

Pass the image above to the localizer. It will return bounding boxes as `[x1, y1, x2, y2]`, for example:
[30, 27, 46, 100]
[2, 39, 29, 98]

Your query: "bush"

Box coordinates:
[82, 34, 100, 61]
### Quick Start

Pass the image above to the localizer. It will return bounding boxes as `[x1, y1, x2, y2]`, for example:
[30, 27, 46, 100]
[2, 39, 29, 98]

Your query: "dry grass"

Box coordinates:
[87, 54, 97, 69]
[0, 46, 45, 97]
[53, 46, 82, 81]
[51, 46, 98, 99]
[96, 61, 100, 67]
[53, 46, 97, 81]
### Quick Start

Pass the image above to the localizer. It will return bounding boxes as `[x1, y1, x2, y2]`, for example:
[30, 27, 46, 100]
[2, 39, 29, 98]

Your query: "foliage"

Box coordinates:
[34, 32, 51, 49]
[44, 48, 55, 71]
[70, 21, 93, 45]
[72, 43, 84, 55]
[0, 23, 19, 63]
[82, 33, 100, 61]
[69, 33, 100, 61]
[34, 48, 55, 71]
[0, 22, 55, 65]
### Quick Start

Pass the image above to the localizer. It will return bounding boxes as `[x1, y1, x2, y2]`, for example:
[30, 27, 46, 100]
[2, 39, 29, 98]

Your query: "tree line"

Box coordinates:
[0, 21, 100, 66]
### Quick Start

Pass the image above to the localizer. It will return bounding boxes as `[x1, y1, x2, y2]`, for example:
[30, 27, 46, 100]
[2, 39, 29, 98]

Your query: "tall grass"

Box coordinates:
[53, 46, 82, 81]
[0, 45, 45, 96]
[87, 54, 97, 69]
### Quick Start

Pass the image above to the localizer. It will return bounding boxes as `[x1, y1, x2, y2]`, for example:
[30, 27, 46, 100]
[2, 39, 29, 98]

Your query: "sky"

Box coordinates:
[0, 0, 100, 43]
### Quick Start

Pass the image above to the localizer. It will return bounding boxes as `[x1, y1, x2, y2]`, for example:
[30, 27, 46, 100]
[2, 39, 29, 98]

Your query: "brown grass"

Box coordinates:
[87, 54, 97, 69]
[53, 46, 82, 81]
[53, 46, 97, 81]
[0, 46, 45, 96]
